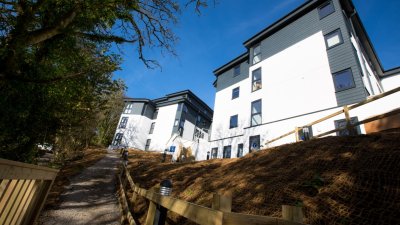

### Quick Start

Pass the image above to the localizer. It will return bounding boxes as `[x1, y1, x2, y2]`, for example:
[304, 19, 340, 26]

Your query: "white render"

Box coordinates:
[147, 104, 177, 151]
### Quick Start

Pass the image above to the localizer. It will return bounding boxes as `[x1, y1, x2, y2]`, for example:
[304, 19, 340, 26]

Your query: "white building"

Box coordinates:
[112, 90, 213, 161]
[209, 0, 400, 159]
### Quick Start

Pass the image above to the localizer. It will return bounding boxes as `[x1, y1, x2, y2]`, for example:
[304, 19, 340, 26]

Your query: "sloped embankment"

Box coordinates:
[127, 129, 400, 225]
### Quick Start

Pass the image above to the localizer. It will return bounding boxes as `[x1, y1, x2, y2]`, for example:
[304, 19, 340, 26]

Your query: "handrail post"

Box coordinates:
[295, 127, 300, 142]
[343, 106, 357, 136]
[212, 192, 232, 213]
[282, 205, 304, 223]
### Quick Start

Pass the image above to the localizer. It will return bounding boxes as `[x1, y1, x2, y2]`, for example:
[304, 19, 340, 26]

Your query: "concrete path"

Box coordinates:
[38, 150, 121, 225]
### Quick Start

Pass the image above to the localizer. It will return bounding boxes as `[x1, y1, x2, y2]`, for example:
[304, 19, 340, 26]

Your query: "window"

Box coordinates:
[211, 147, 218, 159]
[149, 122, 155, 134]
[324, 29, 343, 49]
[113, 133, 123, 146]
[237, 144, 243, 157]
[234, 65, 241, 77]
[251, 100, 262, 126]
[177, 103, 182, 111]
[333, 68, 355, 92]
[153, 109, 158, 119]
[318, 1, 335, 19]
[297, 126, 313, 141]
[334, 117, 360, 136]
[252, 43, 261, 64]
[232, 87, 240, 99]
[119, 117, 128, 128]
[145, 139, 151, 150]
[249, 135, 260, 152]
[223, 146, 231, 158]
[124, 103, 133, 114]
[230, 115, 238, 128]
[252, 68, 262, 92]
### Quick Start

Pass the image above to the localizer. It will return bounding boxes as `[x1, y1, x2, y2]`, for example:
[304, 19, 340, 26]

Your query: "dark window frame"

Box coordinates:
[334, 117, 360, 136]
[229, 115, 238, 129]
[119, 117, 128, 128]
[113, 133, 123, 145]
[324, 28, 344, 49]
[234, 65, 241, 77]
[149, 122, 155, 134]
[252, 43, 262, 65]
[232, 87, 240, 99]
[145, 139, 151, 150]
[211, 147, 218, 159]
[237, 143, 243, 157]
[252, 68, 262, 92]
[332, 68, 356, 92]
[250, 99, 262, 127]
[152, 109, 158, 119]
[223, 145, 231, 158]
[318, 1, 335, 19]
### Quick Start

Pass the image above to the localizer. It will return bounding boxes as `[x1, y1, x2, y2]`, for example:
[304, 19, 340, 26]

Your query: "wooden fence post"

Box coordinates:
[343, 106, 356, 135]
[212, 192, 232, 213]
[282, 205, 304, 223]
[144, 188, 158, 225]
[295, 127, 300, 142]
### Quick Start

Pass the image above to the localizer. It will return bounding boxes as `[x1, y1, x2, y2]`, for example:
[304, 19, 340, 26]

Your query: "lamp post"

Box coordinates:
[207, 151, 210, 160]
[154, 180, 172, 225]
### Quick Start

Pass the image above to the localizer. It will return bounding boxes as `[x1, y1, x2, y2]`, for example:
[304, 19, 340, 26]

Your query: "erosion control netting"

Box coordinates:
[125, 129, 400, 225]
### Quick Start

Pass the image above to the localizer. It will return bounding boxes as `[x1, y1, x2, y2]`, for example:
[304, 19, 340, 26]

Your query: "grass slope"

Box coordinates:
[127, 130, 400, 225]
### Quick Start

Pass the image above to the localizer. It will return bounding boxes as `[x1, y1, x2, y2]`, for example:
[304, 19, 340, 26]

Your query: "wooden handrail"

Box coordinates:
[0, 159, 58, 225]
[118, 164, 307, 225]
[266, 87, 400, 145]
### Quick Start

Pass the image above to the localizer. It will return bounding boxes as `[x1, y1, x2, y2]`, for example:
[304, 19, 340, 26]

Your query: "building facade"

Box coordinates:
[209, 0, 400, 159]
[112, 90, 213, 160]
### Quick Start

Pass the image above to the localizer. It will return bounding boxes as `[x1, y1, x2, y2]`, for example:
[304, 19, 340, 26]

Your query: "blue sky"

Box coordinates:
[113, 0, 400, 109]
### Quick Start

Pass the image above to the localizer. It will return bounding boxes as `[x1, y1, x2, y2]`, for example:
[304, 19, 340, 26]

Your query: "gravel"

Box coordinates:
[37, 150, 121, 225]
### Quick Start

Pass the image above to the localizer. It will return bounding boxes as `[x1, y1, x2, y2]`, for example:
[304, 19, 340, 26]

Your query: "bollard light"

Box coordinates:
[160, 180, 172, 196]
[207, 151, 210, 160]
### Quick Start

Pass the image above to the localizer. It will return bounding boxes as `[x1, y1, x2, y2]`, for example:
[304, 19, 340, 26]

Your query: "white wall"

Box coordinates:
[114, 113, 152, 150]
[148, 104, 178, 151]
[212, 31, 337, 142]
[381, 75, 400, 92]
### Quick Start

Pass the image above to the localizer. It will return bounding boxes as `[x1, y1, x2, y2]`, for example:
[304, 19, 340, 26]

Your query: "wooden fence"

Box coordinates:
[118, 163, 307, 225]
[266, 86, 400, 145]
[0, 158, 58, 225]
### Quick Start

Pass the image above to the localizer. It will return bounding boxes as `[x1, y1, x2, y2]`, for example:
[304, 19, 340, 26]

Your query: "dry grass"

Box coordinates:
[126, 129, 400, 225]
[44, 147, 107, 209]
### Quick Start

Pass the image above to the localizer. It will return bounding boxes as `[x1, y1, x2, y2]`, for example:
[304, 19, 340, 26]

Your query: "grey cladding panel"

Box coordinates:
[143, 104, 155, 119]
[216, 61, 249, 92]
[248, 0, 365, 106]
[132, 102, 144, 115]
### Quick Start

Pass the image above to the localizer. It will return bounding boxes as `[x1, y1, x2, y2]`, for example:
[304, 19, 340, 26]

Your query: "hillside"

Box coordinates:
[126, 129, 400, 225]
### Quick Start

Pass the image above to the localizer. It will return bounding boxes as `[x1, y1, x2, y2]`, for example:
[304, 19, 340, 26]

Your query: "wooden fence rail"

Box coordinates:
[265, 86, 400, 145]
[118, 164, 307, 225]
[0, 158, 58, 225]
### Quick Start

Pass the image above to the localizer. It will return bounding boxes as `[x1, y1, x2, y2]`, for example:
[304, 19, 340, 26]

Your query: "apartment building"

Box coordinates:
[112, 90, 213, 160]
[209, 0, 400, 159]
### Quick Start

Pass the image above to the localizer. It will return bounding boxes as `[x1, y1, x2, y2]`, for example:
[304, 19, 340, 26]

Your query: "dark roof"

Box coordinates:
[214, 0, 398, 77]
[125, 90, 213, 117]
[383, 66, 400, 77]
[243, 0, 322, 48]
[213, 52, 248, 76]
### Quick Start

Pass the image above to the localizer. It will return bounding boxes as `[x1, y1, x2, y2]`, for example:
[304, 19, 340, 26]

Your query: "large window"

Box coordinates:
[113, 133, 123, 146]
[237, 144, 243, 158]
[230, 115, 238, 129]
[318, 1, 335, 19]
[149, 122, 155, 134]
[234, 65, 241, 77]
[232, 87, 240, 99]
[252, 43, 261, 64]
[145, 139, 151, 150]
[252, 68, 262, 92]
[119, 117, 128, 128]
[333, 68, 355, 92]
[324, 29, 343, 49]
[251, 100, 262, 126]
[124, 103, 133, 114]
[334, 117, 360, 136]
[211, 147, 218, 159]
[223, 146, 231, 158]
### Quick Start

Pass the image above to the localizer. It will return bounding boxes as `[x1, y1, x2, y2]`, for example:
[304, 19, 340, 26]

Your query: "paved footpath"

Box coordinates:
[37, 150, 121, 225]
